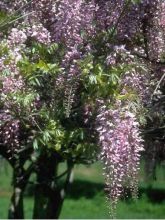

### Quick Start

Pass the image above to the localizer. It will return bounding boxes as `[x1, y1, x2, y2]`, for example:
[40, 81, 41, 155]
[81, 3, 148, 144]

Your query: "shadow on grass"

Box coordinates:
[139, 187, 165, 204]
[25, 179, 165, 204]
[66, 180, 165, 204]
[66, 180, 104, 199]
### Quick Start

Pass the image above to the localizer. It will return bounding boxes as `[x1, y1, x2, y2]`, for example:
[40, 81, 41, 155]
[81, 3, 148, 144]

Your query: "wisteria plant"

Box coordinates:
[0, 0, 165, 219]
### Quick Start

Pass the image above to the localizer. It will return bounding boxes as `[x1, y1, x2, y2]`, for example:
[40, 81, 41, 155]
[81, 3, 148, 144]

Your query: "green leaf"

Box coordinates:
[33, 139, 39, 150]
[89, 75, 97, 84]
[43, 130, 51, 142]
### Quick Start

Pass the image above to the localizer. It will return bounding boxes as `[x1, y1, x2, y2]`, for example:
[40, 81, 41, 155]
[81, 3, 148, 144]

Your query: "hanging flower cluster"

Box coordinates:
[0, 116, 21, 154]
[52, 0, 96, 116]
[96, 103, 143, 215]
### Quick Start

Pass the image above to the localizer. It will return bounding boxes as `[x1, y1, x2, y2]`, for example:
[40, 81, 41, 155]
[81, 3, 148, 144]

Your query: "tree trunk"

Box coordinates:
[46, 161, 74, 219]
[46, 189, 64, 219]
[33, 154, 74, 219]
[8, 186, 24, 219]
[33, 151, 60, 219]
[8, 165, 25, 219]
[33, 184, 49, 219]
[8, 162, 33, 219]
[33, 186, 64, 219]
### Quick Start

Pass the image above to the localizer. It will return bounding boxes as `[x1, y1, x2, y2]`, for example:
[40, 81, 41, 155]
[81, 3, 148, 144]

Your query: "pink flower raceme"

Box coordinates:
[106, 44, 152, 104]
[96, 0, 125, 30]
[96, 104, 143, 215]
[52, 0, 96, 47]
[52, 0, 96, 116]
[8, 28, 27, 46]
[0, 112, 21, 153]
[26, 24, 51, 44]
[1, 76, 24, 95]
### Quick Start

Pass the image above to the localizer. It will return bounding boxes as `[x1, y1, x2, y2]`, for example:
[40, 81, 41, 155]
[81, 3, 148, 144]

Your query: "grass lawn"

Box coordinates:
[0, 161, 165, 219]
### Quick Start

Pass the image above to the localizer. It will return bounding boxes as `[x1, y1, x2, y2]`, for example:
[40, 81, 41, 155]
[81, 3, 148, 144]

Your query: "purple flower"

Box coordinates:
[96, 103, 143, 215]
